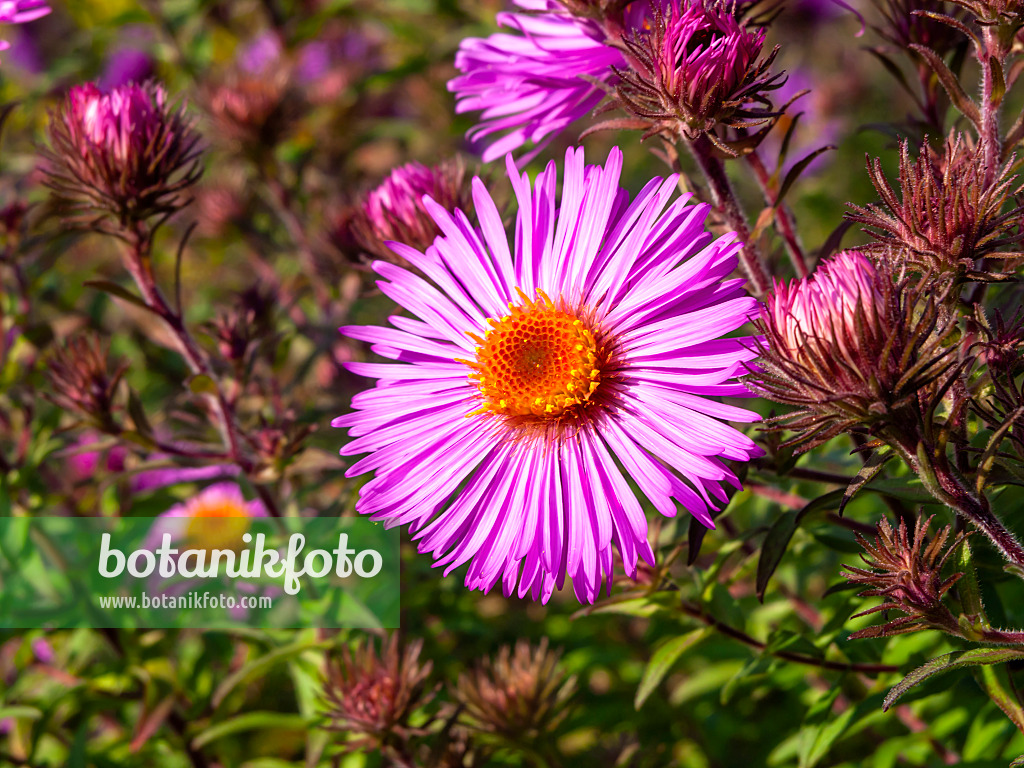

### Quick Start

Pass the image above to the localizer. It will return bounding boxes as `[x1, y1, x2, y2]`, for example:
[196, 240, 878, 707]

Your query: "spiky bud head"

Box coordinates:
[847, 135, 1024, 280]
[609, 0, 783, 146]
[44, 82, 203, 226]
[747, 250, 959, 451]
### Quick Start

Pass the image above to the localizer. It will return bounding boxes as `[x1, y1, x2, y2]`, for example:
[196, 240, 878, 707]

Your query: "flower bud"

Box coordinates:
[747, 250, 958, 450]
[44, 81, 202, 226]
[343, 158, 475, 262]
[322, 634, 435, 752]
[453, 639, 576, 744]
[847, 134, 1024, 280]
[843, 515, 966, 638]
[45, 333, 128, 430]
[610, 1, 782, 145]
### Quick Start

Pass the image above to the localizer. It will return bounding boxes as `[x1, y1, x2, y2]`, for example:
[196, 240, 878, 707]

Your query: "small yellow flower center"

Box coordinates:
[184, 494, 251, 552]
[462, 291, 603, 420]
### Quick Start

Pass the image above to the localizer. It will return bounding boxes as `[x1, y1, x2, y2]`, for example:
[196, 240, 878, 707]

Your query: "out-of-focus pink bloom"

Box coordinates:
[31, 637, 54, 664]
[66, 433, 127, 483]
[131, 462, 239, 493]
[99, 48, 154, 90]
[239, 31, 283, 75]
[150, 482, 267, 553]
[0, 1, 49, 53]
[760, 67, 842, 176]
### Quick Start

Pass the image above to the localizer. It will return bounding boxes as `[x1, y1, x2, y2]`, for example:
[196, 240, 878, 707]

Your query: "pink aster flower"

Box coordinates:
[335, 146, 763, 604]
[449, 0, 630, 162]
[0, 1, 49, 53]
[149, 482, 267, 553]
[612, 0, 782, 144]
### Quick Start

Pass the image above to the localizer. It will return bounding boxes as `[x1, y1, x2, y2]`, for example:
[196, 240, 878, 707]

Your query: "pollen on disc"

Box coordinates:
[463, 292, 603, 419]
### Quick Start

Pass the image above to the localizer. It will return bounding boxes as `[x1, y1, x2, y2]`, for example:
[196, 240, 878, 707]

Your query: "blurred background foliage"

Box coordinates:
[0, 0, 1023, 766]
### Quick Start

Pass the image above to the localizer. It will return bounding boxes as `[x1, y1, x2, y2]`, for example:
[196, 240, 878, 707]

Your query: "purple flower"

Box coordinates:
[0, 1, 49, 53]
[100, 48, 154, 90]
[239, 31, 283, 75]
[335, 146, 762, 604]
[31, 637, 54, 664]
[449, 0, 629, 162]
[612, 0, 781, 144]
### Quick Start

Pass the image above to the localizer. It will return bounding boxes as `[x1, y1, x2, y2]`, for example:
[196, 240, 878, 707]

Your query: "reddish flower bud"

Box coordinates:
[609, 0, 783, 145]
[843, 515, 966, 639]
[847, 135, 1024, 280]
[343, 158, 475, 262]
[453, 639, 576, 744]
[322, 634, 435, 753]
[45, 333, 129, 430]
[44, 82, 202, 225]
[747, 250, 959, 451]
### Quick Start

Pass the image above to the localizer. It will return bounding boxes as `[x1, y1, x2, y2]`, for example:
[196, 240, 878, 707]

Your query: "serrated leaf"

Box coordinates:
[883, 648, 1024, 711]
[635, 628, 709, 709]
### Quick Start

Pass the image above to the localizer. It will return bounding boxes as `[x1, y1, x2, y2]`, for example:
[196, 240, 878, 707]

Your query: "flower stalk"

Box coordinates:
[687, 134, 769, 295]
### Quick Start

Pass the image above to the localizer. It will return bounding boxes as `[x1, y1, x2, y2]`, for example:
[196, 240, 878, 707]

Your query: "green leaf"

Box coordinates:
[798, 689, 858, 768]
[635, 628, 709, 709]
[775, 145, 836, 208]
[0, 706, 42, 720]
[211, 637, 330, 709]
[756, 490, 844, 601]
[191, 711, 309, 750]
[127, 390, 153, 438]
[990, 56, 1006, 107]
[883, 648, 1024, 711]
[838, 450, 891, 516]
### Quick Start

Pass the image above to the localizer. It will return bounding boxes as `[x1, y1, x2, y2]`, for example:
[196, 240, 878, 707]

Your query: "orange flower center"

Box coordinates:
[184, 493, 251, 551]
[462, 291, 603, 420]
